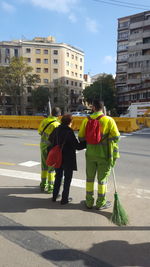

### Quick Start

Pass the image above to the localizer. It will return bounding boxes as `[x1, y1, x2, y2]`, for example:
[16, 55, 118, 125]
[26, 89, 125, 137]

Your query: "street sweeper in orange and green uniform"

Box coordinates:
[78, 100, 120, 210]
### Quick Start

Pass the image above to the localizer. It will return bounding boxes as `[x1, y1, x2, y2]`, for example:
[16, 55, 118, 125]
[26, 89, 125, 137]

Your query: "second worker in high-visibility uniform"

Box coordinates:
[38, 107, 61, 193]
[78, 100, 120, 209]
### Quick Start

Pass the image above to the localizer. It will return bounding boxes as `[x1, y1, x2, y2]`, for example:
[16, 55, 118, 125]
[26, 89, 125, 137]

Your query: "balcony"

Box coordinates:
[127, 67, 142, 73]
[127, 78, 141, 84]
[128, 42, 150, 51]
[128, 55, 150, 62]
[130, 20, 150, 30]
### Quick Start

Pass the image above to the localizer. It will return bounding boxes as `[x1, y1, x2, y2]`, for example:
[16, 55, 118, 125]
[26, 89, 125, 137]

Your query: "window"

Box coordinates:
[75, 64, 78, 69]
[36, 58, 41, 63]
[80, 74, 82, 78]
[44, 49, 48, 54]
[67, 52, 69, 57]
[80, 66, 82, 70]
[71, 71, 74, 76]
[5, 58, 10, 64]
[80, 58, 82, 62]
[27, 58, 31, 63]
[53, 59, 58, 64]
[54, 97, 58, 103]
[75, 56, 78, 60]
[36, 68, 41, 73]
[79, 83, 82, 87]
[44, 59, 48, 64]
[53, 50, 58, 55]
[75, 82, 77, 86]
[36, 49, 41, 54]
[44, 68, 48, 73]
[43, 79, 49, 83]
[26, 48, 31, 53]
[71, 81, 74, 86]
[53, 68, 58, 73]
[75, 73, 78, 77]
[66, 61, 69, 66]
[27, 87, 32, 93]
[118, 21, 129, 29]
[66, 70, 69, 75]
[27, 96, 32, 103]
[72, 55, 74, 59]
[117, 53, 128, 61]
[37, 78, 41, 83]
[118, 31, 129, 40]
[143, 37, 150, 44]
[66, 80, 69, 85]
[14, 49, 18, 57]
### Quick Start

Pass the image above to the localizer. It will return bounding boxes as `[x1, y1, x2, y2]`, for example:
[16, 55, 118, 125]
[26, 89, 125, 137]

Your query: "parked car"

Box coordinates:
[71, 112, 87, 117]
[34, 112, 48, 117]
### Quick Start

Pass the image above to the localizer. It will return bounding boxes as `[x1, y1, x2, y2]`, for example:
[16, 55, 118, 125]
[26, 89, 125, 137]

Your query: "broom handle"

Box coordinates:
[112, 167, 117, 193]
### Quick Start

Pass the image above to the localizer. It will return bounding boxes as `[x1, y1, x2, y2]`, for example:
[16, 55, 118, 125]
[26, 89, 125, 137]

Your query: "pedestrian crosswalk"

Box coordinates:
[0, 168, 150, 200]
[19, 161, 40, 167]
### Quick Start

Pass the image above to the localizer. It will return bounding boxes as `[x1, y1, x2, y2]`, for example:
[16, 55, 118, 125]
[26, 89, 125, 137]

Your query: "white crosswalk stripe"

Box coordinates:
[18, 161, 40, 167]
[0, 168, 150, 200]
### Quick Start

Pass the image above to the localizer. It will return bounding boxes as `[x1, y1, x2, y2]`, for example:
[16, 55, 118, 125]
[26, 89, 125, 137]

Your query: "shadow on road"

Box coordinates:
[0, 185, 112, 221]
[41, 240, 150, 267]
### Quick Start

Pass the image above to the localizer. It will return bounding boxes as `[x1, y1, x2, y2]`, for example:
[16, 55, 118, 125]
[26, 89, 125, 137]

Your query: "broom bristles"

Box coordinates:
[110, 192, 129, 226]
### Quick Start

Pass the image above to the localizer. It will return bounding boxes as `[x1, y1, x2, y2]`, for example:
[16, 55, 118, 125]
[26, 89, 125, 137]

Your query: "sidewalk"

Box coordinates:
[0, 173, 150, 267]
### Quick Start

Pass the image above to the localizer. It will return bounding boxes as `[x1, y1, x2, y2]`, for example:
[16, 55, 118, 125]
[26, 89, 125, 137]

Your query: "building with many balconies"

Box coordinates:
[0, 36, 84, 114]
[116, 11, 150, 114]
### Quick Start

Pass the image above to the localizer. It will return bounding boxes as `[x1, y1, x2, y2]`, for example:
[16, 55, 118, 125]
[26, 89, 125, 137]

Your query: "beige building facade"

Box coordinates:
[0, 36, 84, 114]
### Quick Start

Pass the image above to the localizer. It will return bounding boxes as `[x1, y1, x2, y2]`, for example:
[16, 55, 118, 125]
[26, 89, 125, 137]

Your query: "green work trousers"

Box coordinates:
[40, 142, 55, 188]
[85, 145, 111, 208]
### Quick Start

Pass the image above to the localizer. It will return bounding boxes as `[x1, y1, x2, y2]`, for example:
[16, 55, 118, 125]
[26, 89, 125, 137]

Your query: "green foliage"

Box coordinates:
[0, 57, 40, 114]
[32, 86, 50, 112]
[83, 73, 117, 112]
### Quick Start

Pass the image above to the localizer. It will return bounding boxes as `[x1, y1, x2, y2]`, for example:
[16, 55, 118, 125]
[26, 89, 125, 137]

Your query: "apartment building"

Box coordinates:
[0, 36, 84, 114]
[116, 11, 150, 114]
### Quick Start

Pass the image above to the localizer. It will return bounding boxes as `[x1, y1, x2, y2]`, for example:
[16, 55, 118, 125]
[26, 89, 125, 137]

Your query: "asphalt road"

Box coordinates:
[0, 127, 150, 186]
[0, 127, 150, 267]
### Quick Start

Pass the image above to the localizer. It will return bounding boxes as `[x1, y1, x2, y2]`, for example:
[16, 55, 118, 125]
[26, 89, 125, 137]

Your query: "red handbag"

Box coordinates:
[46, 145, 62, 168]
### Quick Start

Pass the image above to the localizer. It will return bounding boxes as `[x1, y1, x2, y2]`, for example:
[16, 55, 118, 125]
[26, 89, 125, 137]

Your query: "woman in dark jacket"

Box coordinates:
[49, 114, 86, 204]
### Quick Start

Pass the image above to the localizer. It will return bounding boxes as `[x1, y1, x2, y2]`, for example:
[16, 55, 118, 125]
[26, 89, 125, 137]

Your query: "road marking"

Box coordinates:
[24, 143, 39, 146]
[0, 162, 16, 166]
[0, 168, 40, 180]
[18, 161, 40, 167]
[0, 168, 150, 200]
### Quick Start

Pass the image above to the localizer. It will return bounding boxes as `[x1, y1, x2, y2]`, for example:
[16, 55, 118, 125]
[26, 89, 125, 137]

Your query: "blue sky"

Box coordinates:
[0, 0, 150, 76]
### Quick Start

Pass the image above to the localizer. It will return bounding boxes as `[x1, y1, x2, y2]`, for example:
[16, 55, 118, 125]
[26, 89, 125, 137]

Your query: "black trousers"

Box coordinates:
[53, 166, 73, 202]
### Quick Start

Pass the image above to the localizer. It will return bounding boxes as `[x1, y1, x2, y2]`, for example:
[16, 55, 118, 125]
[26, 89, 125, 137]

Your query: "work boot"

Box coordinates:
[85, 195, 94, 209]
[47, 184, 54, 194]
[40, 180, 46, 192]
[96, 200, 111, 210]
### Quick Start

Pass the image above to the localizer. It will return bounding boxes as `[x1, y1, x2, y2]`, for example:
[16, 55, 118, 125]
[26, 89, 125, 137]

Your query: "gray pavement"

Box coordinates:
[0, 128, 150, 266]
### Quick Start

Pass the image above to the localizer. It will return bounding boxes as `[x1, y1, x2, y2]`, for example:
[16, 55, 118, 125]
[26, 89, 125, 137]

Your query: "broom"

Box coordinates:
[110, 167, 129, 226]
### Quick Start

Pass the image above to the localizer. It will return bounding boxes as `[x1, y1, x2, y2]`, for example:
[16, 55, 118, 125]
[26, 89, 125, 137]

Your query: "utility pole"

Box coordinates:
[100, 79, 102, 101]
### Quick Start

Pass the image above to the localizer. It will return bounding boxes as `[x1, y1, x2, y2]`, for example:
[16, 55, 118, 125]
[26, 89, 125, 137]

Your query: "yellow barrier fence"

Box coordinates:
[0, 115, 149, 132]
[145, 118, 150, 127]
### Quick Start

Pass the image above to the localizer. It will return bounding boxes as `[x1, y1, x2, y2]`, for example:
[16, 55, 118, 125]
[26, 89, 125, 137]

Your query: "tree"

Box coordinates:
[0, 66, 10, 114]
[51, 81, 70, 113]
[0, 57, 39, 115]
[32, 86, 50, 114]
[83, 73, 117, 113]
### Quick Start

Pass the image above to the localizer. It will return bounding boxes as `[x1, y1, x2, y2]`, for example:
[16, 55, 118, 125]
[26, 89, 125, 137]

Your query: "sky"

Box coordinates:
[0, 0, 150, 76]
